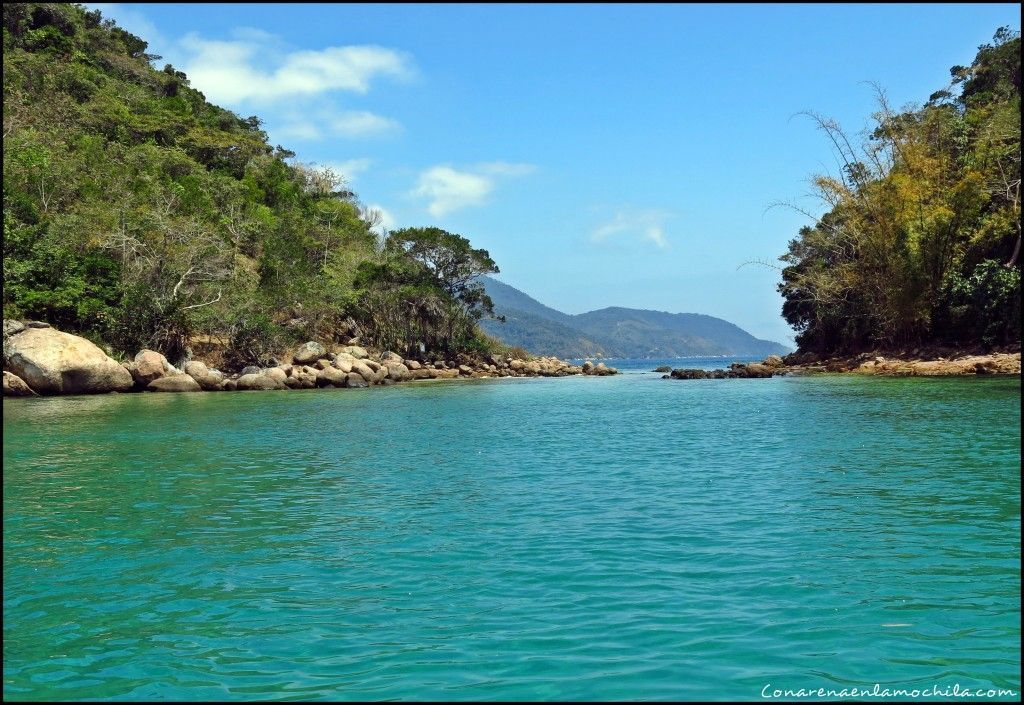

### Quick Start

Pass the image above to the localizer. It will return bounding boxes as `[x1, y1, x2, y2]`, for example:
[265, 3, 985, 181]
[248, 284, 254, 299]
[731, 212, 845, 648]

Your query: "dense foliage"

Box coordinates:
[779, 28, 1021, 353]
[2, 3, 501, 366]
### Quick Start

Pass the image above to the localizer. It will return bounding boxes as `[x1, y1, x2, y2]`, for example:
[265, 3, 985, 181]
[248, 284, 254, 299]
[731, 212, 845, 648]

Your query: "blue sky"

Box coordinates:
[91, 3, 1020, 346]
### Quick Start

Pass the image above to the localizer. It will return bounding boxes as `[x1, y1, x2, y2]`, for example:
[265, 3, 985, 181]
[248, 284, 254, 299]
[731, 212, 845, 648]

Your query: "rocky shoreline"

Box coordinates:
[662, 348, 1021, 380]
[2, 320, 618, 398]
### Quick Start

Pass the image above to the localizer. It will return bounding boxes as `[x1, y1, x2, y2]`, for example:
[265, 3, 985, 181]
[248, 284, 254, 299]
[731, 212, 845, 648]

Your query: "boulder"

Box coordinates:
[316, 366, 347, 387]
[222, 379, 238, 391]
[351, 361, 376, 384]
[339, 345, 368, 359]
[3, 370, 36, 396]
[653, 365, 672, 373]
[582, 361, 594, 374]
[345, 372, 369, 388]
[147, 374, 202, 392]
[131, 349, 175, 386]
[458, 364, 473, 375]
[240, 365, 261, 376]
[236, 373, 286, 391]
[386, 362, 410, 381]
[182, 360, 224, 391]
[380, 351, 404, 364]
[4, 327, 134, 395]
[739, 363, 774, 378]
[3, 319, 26, 339]
[263, 367, 288, 384]
[763, 355, 785, 368]
[293, 341, 327, 365]
[333, 357, 353, 374]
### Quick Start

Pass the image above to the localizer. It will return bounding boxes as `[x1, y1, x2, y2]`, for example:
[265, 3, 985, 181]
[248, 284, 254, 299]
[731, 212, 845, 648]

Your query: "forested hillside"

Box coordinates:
[779, 28, 1021, 354]
[480, 278, 789, 358]
[3, 3, 502, 367]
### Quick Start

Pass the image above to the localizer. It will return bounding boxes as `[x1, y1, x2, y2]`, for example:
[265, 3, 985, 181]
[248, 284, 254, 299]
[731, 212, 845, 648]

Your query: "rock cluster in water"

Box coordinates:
[663, 349, 1020, 380]
[2, 320, 618, 396]
[663, 359, 782, 380]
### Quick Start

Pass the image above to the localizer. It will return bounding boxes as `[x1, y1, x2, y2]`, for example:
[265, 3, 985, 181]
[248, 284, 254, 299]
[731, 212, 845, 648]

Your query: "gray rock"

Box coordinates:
[293, 341, 327, 365]
[241, 365, 261, 376]
[3, 320, 26, 338]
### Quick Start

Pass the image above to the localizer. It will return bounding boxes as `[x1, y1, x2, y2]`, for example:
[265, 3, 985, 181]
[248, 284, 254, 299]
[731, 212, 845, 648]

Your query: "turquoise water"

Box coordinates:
[3, 362, 1021, 701]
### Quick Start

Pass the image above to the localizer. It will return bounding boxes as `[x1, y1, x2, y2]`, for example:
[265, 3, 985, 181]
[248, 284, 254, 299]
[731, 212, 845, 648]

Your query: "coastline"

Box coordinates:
[2, 320, 618, 398]
[777, 346, 1021, 377]
[662, 347, 1021, 380]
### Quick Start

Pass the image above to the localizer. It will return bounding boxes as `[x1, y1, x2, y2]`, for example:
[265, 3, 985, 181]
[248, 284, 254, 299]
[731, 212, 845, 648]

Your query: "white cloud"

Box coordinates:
[321, 158, 372, 183]
[363, 204, 396, 234]
[476, 161, 537, 177]
[276, 120, 323, 141]
[412, 167, 493, 217]
[410, 162, 536, 217]
[178, 33, 413, 105]
[330, 111, 402, 138]
[591, 209, 673, 249]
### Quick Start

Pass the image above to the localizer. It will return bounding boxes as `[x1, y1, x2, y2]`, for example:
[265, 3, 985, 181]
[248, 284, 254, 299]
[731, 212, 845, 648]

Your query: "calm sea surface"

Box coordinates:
[4, 360, 1021, 700]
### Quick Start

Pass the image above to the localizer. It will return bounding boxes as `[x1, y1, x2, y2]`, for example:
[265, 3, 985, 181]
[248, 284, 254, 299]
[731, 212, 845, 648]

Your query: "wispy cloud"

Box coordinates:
[330, 111, 402, 138]
[591, 209, 673, 249]
[476, 161, 537, 177]
[177, 32, 413, 106]
[410, 162, 536, 217]
[320, 158, 372, 183]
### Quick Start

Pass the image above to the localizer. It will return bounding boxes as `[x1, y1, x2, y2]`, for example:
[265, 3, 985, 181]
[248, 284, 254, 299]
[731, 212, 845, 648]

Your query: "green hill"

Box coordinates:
[480, 277, 790, 358]
[2, 3, 504, 366]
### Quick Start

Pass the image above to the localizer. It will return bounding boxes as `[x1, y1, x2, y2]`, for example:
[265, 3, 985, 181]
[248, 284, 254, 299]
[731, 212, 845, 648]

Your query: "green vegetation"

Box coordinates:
[779, 28, 1021, 354]
[2, 3, 501, 366]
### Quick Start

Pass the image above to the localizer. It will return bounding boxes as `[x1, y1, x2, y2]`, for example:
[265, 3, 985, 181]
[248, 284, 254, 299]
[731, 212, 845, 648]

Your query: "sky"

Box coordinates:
[89, 3, 1021, 346]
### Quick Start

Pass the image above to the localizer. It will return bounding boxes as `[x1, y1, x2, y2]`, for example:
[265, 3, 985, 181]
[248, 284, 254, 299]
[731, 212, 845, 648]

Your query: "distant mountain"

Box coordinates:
[480, 277, 790, 359]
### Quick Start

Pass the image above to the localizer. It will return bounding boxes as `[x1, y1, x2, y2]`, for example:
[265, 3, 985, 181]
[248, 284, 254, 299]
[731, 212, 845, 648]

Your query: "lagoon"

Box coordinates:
[3, 362, 1021, 700]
